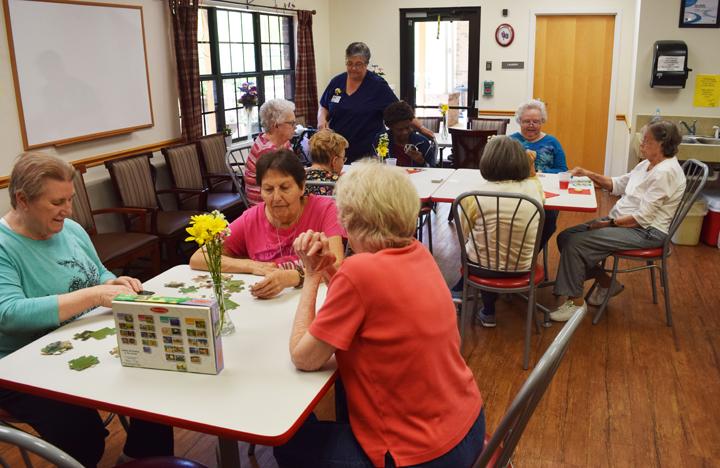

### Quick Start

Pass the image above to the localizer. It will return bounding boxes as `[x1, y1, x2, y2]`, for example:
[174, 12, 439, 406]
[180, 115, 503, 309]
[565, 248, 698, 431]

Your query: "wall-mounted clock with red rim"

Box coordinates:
[495, 23, 515, 47]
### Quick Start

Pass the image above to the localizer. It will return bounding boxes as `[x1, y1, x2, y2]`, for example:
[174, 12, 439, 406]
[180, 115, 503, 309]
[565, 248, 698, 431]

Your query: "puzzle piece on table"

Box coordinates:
[192, 274, 210, 283]
[90, 327, 116, 340]
[109, 347, 119, 358]
[164, 281, 185, 288]
[41, 340, 73, 355]
[68, 355, 99, 371]
[179, 286, 199, 294]
[73, 327, 116, 341]
[223, 297, 240, 311]
[223, 279, 245, 294]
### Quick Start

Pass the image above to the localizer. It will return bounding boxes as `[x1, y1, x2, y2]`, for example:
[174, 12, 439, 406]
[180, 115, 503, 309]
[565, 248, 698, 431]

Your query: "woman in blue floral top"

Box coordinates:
[305, 129, 348, 196]
[510, 99, 568, 246]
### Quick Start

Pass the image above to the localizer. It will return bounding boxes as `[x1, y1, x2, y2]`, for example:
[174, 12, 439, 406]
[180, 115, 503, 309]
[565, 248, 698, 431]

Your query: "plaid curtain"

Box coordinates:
[169, 0, 202, 142]
[295, 10, 318, 128]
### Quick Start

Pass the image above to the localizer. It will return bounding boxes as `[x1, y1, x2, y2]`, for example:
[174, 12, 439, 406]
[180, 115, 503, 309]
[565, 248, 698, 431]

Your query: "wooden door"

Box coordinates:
[533, 15, 615, 174]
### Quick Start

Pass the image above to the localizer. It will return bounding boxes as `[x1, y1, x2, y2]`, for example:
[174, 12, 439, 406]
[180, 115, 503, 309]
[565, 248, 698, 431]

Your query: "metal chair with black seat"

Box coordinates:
[163, 141, 246, 221]
[224, 146, 251, 209]
[105, 154, 203, 265]
[586, 159, 709, 326]
[447, 128, 498, 169]
[473, 303, 588, 468]
[70, 165, 160, 278]
[468, 117, 510, 135]
[0, 424, 208, 468]
[452, 191, 546, 369]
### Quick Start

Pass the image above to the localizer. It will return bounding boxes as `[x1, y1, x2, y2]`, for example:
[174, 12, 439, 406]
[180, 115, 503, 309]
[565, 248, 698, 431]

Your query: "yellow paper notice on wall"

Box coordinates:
[694, 75, 720, 107]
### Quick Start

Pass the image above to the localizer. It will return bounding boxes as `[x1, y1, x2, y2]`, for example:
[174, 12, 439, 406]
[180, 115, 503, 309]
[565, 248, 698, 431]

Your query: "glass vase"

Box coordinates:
[441, 114, 449, 138]
[212, 278, 235, 336]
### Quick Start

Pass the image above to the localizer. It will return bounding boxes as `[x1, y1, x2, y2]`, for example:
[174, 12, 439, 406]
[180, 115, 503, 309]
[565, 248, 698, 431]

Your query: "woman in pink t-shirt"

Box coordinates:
[244, 99, 295, 206]
[275, 161, 485, 467]
[190, 149, 345, 299]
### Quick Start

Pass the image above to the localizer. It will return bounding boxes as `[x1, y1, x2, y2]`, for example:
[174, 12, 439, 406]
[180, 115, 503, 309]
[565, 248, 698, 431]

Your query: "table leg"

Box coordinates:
[218, 437, 241, 468]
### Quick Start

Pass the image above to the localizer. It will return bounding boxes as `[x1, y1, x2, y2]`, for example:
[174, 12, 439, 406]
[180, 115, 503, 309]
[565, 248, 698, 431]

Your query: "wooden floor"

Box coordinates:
[3, 191, 720, 467]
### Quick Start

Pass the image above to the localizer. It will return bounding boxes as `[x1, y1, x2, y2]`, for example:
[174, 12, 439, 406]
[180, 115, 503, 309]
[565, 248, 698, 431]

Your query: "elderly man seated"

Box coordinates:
[549, 120, 686, 322]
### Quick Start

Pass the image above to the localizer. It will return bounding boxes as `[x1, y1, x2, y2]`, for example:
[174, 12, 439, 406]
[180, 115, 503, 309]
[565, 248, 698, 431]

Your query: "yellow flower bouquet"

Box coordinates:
[439, 103, 450, 138]
[375, 132, 389, 161]
[186, 210, 234, 336]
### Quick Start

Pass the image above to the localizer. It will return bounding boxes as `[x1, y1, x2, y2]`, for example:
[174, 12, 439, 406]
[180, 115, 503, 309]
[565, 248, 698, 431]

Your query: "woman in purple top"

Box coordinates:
[190, 149, 345, 299]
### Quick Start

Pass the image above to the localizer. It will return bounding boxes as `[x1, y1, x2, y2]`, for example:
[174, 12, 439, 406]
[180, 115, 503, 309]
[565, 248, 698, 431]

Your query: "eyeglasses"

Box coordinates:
[520, 119, 542, 126]
[279, 120, 297, 127]
[345, 61, 367, 69]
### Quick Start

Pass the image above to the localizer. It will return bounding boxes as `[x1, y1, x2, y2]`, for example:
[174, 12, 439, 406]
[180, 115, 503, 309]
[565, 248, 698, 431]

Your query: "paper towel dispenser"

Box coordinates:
[650, 40, 692, 88]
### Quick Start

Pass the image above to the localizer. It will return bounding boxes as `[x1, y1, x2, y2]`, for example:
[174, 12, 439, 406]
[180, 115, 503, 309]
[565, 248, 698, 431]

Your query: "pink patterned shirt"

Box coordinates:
[243, 133, 291, 206]
[224, 195, 345, 266]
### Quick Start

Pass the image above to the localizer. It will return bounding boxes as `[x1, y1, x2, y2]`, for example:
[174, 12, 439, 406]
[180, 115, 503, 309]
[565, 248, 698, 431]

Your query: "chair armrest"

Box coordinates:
[156, 187, 209, 196]
[101, 206, 159, 234]
[156, 188, 209, 211]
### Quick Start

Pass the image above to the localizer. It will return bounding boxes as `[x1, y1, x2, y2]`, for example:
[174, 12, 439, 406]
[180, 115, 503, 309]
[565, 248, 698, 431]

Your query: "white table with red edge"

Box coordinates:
[429, 169, 598, 212]
[343, 165, 455, 202]
[0, 265, 336, 468]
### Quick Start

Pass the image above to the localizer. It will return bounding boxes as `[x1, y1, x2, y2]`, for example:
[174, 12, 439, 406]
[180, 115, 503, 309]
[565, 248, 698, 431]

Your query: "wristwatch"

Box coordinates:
[608, 218, 617, 227]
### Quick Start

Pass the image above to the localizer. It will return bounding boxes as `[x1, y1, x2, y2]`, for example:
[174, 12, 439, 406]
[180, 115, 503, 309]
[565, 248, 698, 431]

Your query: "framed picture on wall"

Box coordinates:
[679, 0, 720, 28]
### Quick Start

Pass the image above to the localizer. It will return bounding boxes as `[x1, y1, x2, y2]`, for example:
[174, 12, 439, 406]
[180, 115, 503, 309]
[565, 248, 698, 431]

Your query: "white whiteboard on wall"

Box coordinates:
[3, 0, 154, 149]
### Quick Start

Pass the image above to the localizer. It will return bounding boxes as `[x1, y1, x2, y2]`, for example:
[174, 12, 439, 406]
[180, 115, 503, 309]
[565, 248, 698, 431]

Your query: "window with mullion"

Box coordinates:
[197, 7, 295, 142]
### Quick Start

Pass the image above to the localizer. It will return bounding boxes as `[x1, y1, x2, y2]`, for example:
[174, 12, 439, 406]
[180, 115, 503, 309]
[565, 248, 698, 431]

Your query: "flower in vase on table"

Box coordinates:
[375, 132, 389, 161]
[439, 103, 449, 116]
[186, 210, 234, 335]
[238, 82, 259, 108]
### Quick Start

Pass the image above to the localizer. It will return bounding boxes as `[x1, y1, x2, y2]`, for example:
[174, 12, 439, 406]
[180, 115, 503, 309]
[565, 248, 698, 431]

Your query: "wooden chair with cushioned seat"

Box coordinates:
[70, 165, 160, 277]
[452, 191, 546, 369]
[447, 128, 497, 169]
[473, 304, 587, 467]
[586, 159, 709, 326]
[417, 116, 442, 133]
[104, 154, 202, 265]
[197, 134, 248, 215]
[162, 141, 245, 220]
[468, 117, 510, 135]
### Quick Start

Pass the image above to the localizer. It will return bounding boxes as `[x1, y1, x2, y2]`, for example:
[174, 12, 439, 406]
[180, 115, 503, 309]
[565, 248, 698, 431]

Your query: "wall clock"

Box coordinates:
[495, 23, 515, 47]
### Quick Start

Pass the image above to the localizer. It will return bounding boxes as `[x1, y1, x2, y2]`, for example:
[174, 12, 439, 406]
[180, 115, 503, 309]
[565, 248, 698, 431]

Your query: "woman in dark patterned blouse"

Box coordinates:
[305, 129, 348, 197]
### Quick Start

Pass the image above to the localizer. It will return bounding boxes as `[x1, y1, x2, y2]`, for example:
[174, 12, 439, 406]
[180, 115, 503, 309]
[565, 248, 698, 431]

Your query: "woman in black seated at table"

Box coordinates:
[0, 153, 173, 467]
[373, 101, 437, 167]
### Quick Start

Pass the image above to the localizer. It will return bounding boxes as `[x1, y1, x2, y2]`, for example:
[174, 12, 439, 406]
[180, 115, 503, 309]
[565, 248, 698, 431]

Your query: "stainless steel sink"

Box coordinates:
[681, 135, 720, 145]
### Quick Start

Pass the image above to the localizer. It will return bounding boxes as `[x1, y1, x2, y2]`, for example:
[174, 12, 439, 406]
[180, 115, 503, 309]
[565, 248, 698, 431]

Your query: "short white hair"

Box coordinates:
[335, 160, 419, 252]
[259, 99, 295, 131]
[515, 99, 547, 124]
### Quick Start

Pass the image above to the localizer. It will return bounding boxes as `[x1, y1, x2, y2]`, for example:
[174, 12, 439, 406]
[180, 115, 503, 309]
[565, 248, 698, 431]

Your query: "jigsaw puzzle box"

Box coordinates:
[112, 295, 224, 375]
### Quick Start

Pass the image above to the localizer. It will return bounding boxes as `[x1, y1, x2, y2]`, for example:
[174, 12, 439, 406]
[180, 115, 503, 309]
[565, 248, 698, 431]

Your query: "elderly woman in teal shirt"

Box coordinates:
[510, 99, 569, 246]
[0, 153, 173, 467]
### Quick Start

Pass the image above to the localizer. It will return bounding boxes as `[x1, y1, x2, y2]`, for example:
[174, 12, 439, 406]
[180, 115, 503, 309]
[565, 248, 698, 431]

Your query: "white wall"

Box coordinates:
[326, 1, 636, 112]
[0, 0, 180, 215]
[0, 0, 331, 219]
[632, 0, 720, 119]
